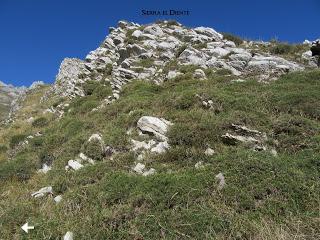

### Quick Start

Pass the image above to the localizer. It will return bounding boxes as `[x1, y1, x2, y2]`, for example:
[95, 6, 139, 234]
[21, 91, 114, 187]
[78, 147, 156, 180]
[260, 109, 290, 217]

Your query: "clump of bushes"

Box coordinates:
[32, 117, 48, 127]
[215, 68, 232, 75]
[82, 139, 105, 161]
[222, 32, 244, 46]
[270, 42, 293, 55]
[83, 80, 112, 99]
[9, 134, 27, 148]
[0, 155, 37, 181]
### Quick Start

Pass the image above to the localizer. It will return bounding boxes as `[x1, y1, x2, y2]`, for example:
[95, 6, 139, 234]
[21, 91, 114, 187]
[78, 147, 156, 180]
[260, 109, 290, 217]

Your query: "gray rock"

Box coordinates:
[167, 70, 182, 79]
[31, 186, 53, 198]
[178, 47, 207, 67]
[150, 141, 170, 154]
[132, 30, 143, 38]
[193, 69, 206, 79]
[137, 116, 172, 141]
[143, 25, 164, 36]
[54, 195, 62, 203]
[67, 160, 83, 171]
[194, 27, 223, 41]
[215, 173, 225, 190]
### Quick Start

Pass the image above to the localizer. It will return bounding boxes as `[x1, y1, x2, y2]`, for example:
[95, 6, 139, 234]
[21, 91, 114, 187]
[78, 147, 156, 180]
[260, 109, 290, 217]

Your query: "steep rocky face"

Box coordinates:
[48, 20, 310, 103]
[0, 81, 26, 122]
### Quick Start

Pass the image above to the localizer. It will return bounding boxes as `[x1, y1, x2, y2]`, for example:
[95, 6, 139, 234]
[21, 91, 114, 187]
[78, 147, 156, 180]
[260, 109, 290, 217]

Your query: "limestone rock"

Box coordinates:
[215, 173, 225, 190]
[194, 27, 223, 41]
[137, 116, 172, 141]
[54, 195, 62, 203]
[204, 148, 215, 156]
[67, 160, 83, 171]
[63, 231, 74, 240]
[150, 141, 170, 154]
[193, 69, 206, 79]
[31, 186, 53, 198]
[37, 164, 52, 174]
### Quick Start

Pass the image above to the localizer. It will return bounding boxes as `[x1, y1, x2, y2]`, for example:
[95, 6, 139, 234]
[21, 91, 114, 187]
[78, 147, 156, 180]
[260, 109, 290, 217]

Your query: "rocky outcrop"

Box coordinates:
[137, 116, 172, 141]
[50, 58, 89, 99]
[0, 81, 27, 124]
[45, 20, 307, 104]
[222, 124, 268, 151]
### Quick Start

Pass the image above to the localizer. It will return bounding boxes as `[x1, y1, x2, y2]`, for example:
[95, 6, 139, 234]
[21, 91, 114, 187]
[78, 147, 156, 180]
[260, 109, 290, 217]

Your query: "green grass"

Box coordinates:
[0, 70, 319, 239]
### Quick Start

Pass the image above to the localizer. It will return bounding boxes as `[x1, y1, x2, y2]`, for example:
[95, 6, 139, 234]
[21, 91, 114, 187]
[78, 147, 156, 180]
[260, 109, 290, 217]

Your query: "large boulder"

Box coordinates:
[194, 27, 223, 41]
[137, 116, 172, 141]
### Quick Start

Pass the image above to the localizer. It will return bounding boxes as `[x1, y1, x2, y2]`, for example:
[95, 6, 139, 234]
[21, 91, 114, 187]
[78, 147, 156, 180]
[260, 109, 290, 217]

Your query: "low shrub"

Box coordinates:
[32, 117, 48, 127]
[9, 134, 27, 148]
[82, 139, 105, 161]
[222, 32, 244, 46]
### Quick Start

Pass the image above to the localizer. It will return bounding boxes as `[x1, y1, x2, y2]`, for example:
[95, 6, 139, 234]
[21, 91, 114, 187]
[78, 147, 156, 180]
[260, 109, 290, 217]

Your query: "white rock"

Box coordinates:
[194, 27, 223, 41]
[303, 39, 311, 45]
[54, 195, 62, 203]
[37, 164, 52, 174]
[137, 116, 172, 141]
[26, 117, 34, 123]
[302, 50, 312, 59]
[131, 139, 156, 151]
[79, 153, 95, 164]
[31, 186, 53, 198]
[167, 71, 182, 79]
[210, 47, 230, 58]
[193, 69, 206, 79]
[63, 231, 74, 240]
[142, 168, 156, 176]
[143, 25, 164, 36]
[67, 160, 83, 171]
[150, 141, 170, 154]
[195, 161, 204, 169]
[270, 149, 278, 157]
[204, 148, 215, 156]
[132, 30, 142, 38]
[215, 173, 225, 190]
[178, 48, 207, 67]
[88, 133, 103, 143]
[133, 163, 145, 174]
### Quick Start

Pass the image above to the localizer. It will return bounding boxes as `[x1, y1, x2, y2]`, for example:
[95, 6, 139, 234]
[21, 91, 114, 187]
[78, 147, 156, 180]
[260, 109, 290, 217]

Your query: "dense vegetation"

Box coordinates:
[0, 68, 319, 239]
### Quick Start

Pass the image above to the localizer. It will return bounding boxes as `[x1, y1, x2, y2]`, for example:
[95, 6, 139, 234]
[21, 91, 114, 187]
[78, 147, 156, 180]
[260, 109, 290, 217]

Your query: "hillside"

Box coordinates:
[0, 20, 319, 240]
[0, 81, 26, 123]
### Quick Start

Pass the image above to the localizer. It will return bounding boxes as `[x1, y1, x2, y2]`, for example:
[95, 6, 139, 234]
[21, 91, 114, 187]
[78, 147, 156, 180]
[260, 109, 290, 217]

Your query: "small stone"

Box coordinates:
[270, 149, 278, 157]
[37, 164, 52, 174]
[142, 168, 156, 176]
[54, 195, 62, 203]
[31, 186, 53, 198]
[150, 141, 170, 154]
[63, 231, 74, 240]
[195, 161, 204, 169]
[215, 173, 225, 190]
[67, 160, 83, 171]
[193, 69, 206, 79]
[133, 163, 145, 174]
[204, 148, 215, 156]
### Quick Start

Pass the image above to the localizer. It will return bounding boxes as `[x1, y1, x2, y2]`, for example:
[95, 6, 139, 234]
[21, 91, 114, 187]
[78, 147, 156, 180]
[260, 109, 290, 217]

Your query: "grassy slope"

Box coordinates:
[0, 69, 319, 239]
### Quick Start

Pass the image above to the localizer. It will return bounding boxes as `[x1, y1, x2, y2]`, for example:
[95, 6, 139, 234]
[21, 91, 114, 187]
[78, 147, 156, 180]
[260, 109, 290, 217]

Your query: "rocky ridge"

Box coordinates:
[47, 20, 313, 106]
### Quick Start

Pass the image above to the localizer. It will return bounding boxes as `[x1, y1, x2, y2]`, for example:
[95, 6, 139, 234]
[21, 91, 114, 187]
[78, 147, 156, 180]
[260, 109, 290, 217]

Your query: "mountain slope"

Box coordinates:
[0, 81, 26, 122]
[0, 21, 319, 239]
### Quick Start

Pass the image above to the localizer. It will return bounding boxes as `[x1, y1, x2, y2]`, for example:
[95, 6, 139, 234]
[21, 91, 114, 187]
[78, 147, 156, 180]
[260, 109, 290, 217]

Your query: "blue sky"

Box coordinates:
[1, 0, 319, 86]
